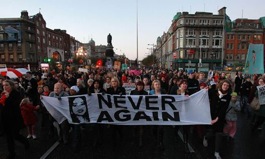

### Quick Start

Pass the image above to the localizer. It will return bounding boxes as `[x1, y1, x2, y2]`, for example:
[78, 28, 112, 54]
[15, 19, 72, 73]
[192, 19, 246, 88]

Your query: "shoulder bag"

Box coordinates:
[250, 97, 260, 110]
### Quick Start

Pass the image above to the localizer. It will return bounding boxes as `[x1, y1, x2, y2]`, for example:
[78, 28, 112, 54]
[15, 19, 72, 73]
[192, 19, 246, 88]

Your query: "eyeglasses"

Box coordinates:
[111, 81, 117, 82]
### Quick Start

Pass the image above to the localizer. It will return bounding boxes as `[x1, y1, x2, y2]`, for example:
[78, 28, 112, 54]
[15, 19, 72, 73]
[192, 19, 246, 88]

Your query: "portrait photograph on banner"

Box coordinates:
[244, 44, 264, 74]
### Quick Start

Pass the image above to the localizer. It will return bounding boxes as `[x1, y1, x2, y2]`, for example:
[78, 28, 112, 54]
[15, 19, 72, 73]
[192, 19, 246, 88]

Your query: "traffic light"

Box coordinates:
[44, 58, 51, 62]
[96, 59, 103, 66]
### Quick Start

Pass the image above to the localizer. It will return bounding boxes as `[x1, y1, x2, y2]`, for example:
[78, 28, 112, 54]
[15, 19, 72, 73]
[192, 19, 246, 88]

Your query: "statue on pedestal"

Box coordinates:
[105, 33, 114, 57]
[105, 33, 114, 69]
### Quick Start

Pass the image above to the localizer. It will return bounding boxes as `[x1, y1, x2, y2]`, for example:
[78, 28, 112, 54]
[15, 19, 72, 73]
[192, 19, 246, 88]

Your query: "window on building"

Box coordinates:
[238, 44, 241, 50]
[229, 55, 233, 60]
[202, 51, 207, 59]
[190, 19, 195, 24]
[236, 55, 240, 60]
[9, 54, 13, 62]
[179, 38, 184, 47]
[0, 34, 3, 40]
[226, 54, 229, 60]
[179, 19, 184, 25]
[179, 29, 184, 37]
[37, 37, 40, 43]
[179, 50, 184, 58]
[241, 54, 245, 60]
[29, 34, 31, 40]
[238, 35, 241, 39]
[29, 43, 32, 49]
[200, 30, 208, 36]
[186, 38, 195, 46]
[213, 39, 222, 46]
[246, 35, 249, 39]
[0, 44, 4, 48]
[214, 30, 222, 36]
[1, 54, 4, 61]
[48, 41, 51, 46]
[36, 21, 39, 26]
[17, 43, 21, 48]
[8, 43, 13, 50]
[43, 38, 46, 44]
[242, 43, 246, 50]
[226, 43, 230, 49]
[199, 38, 208, 46]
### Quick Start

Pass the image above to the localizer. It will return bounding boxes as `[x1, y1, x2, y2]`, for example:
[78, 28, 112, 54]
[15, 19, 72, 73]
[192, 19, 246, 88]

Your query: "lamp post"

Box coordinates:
[148, 44, 156, 69]
[210, 52, 215, 70]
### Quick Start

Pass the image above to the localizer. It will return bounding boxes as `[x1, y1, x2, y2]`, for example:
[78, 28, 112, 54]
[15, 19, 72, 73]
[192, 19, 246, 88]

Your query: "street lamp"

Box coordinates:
[210, 52, 216, 70]
[148, 44, 156, 68]
[76, 46, 87, 66]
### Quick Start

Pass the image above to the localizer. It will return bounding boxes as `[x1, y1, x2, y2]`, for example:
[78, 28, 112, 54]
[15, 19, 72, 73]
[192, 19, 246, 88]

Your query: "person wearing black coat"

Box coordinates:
[130, 81, 148, 146]
[0, 80, 29, 159]
[106, 77, 126, 147]
[204, 79, 232, 159]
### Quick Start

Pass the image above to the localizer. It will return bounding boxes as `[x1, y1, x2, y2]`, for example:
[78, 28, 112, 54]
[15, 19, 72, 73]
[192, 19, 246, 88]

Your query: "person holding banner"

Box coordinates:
[107, 77, 126, 147]
[130, 81, 148, 146]
[89, 80, 105, 94]
[49, 82, 69, 144]
[204, 79, 232, 159]
[149, 80, 166, 149]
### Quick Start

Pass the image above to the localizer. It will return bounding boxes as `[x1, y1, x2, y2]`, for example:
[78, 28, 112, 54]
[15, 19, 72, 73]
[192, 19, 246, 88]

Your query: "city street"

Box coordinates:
[0, 112, 264, 159]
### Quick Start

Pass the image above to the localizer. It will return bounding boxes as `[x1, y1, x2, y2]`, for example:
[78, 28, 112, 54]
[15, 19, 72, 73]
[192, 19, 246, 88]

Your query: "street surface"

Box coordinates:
[0, 111, 265, 159]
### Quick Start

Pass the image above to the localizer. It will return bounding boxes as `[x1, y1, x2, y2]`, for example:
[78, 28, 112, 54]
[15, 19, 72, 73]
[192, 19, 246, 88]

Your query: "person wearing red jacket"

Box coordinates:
[20, 98, 40, 139]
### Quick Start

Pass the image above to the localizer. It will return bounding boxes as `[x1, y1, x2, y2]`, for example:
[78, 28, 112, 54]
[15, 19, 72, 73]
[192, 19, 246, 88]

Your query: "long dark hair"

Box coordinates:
[3, 80, 16, 91]
[217, 79, 232, 94]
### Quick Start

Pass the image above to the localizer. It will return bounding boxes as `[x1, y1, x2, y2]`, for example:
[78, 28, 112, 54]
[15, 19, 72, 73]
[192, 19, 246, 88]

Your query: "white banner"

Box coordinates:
[257, 85, 265, 105]
[41, 89, 211, 125]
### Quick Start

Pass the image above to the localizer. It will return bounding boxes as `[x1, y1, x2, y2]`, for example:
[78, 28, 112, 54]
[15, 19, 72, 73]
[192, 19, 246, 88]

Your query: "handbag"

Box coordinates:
[250, 97, 260, 110]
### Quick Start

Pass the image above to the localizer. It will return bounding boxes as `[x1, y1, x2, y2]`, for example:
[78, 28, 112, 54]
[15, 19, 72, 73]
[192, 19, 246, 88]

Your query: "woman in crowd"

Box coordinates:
[103, 76, 111, 91]
[149, 80, 166, 149]
[0, 80, 29, 159]
[203, 79, 232, 159]
[250, 77, 265, 132]
[107, 77, 126, 147]
[89, 80, 105, 94]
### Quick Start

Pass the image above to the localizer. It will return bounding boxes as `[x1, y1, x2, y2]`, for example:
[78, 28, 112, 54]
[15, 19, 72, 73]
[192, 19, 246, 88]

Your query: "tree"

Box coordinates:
[141, 54, 157, 67]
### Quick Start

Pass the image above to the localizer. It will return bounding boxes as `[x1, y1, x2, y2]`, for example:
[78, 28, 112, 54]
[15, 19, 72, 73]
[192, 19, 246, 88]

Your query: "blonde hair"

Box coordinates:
[111, 77, 120, 86]
[20, 97, 30, 106]
[151, 79, 161, 89]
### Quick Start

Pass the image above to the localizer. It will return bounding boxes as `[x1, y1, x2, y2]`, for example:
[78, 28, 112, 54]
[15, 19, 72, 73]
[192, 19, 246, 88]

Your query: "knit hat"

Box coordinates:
[231, 92, 237, 97]
[70, 86, 79, 93]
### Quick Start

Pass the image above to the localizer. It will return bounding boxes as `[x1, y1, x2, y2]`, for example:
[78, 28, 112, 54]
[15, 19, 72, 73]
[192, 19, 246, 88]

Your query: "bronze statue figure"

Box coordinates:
[107, 33, 112, 45]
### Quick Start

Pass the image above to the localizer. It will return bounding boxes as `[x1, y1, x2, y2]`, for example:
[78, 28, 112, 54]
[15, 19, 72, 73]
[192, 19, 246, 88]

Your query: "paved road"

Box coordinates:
[0, 111, 265, 159]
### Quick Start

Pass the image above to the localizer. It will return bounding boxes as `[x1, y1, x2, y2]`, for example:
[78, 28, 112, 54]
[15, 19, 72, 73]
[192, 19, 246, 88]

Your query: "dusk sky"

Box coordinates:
[1, 0, 265, 60]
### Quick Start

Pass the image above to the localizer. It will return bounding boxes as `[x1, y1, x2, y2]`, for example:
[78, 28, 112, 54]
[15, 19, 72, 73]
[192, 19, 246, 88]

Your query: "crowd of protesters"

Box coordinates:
[0, 67, 264, 159]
